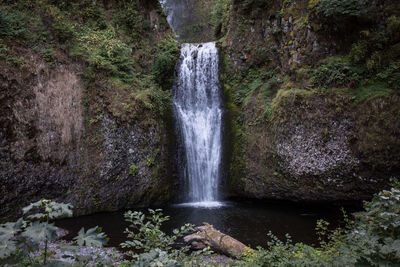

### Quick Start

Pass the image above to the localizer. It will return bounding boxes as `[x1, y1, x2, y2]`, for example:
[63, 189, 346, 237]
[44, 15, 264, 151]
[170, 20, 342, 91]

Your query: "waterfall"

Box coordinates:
[173, 42, 223, 207]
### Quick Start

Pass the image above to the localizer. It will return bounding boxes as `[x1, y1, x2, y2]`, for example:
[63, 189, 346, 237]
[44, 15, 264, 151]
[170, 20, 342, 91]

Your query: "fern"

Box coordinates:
[0, 199, 108, 265]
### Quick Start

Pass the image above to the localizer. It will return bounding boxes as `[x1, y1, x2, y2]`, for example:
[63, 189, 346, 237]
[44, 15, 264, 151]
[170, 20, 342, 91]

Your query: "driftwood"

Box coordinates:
[183, 223, 250, 258]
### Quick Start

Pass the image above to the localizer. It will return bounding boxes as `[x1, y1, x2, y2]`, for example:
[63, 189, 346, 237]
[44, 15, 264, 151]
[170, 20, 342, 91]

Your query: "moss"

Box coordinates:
[0, 41, 26, 67]
[351, 95, 400, 171]
[271, 89, 314, 120]
[129, 163, 138, 176]
[351, 83, 393, 104]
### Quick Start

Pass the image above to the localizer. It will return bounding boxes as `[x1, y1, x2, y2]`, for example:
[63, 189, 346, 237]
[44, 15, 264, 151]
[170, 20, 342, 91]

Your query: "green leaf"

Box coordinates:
[22, 200, 45, 214]
[45, 202, 73, 220]
[0, 221, 20, 241]
[21, 221, 58, 246]
[0, 239, 17, 259]
[73, 226, 108, 247]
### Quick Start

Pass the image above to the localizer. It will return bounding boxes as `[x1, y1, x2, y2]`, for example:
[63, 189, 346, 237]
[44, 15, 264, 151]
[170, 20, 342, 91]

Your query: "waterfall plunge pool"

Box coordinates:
[56, 44, 362, 252]
[56, 200, 361, 249]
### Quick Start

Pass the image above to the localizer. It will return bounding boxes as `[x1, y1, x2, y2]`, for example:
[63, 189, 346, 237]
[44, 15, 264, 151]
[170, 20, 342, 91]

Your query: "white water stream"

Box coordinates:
[173, 42, 223, 207]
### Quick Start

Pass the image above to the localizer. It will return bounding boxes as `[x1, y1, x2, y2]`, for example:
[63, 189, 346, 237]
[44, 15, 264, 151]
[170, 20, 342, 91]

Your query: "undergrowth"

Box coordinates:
[0, 0, 178, 120]
[2, 183, 399, 266]
[235, 182, 400, 267]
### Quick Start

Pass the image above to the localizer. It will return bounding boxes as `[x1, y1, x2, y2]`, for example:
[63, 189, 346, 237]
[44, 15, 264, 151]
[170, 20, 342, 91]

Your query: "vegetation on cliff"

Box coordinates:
[0, 0, 179, 218]
[216, 0, 400, 200]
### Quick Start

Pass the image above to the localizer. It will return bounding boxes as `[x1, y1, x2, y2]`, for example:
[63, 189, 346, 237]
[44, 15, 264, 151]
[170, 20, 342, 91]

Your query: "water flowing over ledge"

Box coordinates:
[173, 42, 223, 205]
[174, 201, 226, 208]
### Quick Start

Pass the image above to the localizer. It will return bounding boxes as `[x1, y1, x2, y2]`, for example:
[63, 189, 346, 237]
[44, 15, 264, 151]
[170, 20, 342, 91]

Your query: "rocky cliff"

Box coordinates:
[218, 0, 400, 201]
[0, 0, 178, 218]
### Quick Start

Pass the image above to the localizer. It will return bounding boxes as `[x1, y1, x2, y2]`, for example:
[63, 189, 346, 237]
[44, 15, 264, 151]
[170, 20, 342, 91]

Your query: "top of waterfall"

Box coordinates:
[160, 0, 217, 43]
[181, 41, 217, 46]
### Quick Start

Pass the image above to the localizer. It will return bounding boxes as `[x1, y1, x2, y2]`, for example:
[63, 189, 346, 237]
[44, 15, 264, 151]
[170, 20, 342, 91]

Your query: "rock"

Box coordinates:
[184, 223, 250, 258]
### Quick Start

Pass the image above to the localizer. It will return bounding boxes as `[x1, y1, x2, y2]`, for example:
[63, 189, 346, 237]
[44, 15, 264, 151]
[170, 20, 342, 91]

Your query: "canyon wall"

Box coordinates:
[0, 0, 177, 218]
[218, 0, 400, 200]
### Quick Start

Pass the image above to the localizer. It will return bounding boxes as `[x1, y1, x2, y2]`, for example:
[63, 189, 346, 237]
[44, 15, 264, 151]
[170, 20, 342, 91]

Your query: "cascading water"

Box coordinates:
[173, 42, 223, 207]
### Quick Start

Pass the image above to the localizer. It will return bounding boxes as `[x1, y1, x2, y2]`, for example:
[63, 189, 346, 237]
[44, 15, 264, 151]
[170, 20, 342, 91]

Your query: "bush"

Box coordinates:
[120, 209, 210, 266]
[152, 34, 180, 91]
[234, 183, 400, 267]
[334, 185, 400, 266]
[0, 9, 27, 38]
[43, 4, 76, 42]
[235, 0, 269, 14]
[72, 27, 135, 83]
[0, 200, 107, 265]
[113, 1, 141, 39]
[376, 61, 400, 90]
[235, 233, 331, 266]
[311, 57, 364, 88]
[315, 0, 369, 17]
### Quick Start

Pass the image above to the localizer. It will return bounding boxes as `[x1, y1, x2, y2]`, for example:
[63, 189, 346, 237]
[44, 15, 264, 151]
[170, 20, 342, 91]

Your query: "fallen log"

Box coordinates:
[183, 223, 250, 258]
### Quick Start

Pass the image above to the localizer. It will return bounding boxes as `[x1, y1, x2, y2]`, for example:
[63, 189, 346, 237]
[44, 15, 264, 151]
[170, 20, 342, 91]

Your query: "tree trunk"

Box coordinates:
[183, 223, 250, 258]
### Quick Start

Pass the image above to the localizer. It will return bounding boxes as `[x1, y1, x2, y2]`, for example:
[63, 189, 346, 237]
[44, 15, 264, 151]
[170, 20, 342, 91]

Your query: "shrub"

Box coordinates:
[113, 1, 141, 39]
[72, 27, 135, 83]
[315, 0, 369, 18]
[311, 57, 364, 88]
[349, 31, 389, 67]
[0, 200, 107, 265]
[153, 34, 180, 91]
[376, 61, 400, 90]
[234, 183, 400, 267]
[42, 4, 76, 43]
[334, 185, 400, 266]
[235, 0, 269, 14]
[0, 9, 27, 38]
[235, 232, 332, 266]
[120, 209, 210, 266]
[352, 82, 393, 103]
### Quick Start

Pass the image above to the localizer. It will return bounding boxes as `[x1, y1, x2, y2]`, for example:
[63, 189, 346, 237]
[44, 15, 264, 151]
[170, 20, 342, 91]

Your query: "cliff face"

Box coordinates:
[0, 0, 177, 218]
[219, 0, 400, 201]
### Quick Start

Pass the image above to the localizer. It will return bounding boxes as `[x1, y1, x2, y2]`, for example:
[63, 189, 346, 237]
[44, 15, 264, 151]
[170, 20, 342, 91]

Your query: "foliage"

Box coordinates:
[333, 186, 400, 266]
[351, 82, 393, 104]
[112, 0, 141, 39]
[235, 232, 332, 266]
[235, 0, 270, 15]
[72, 26, 135, 84]
[314, 0, 369, 18]
[153, 34, 180, 91]
[376, 61, 400, 90]
[73, 226, 108, 247]
[311, 57, 364, 88]
[0, 9, 27, 38]
[133, 74, 172, 118]
[120, 209, 209, 266]
[211, 0, 231, 37]
[0, 41, 25, 67]
[228, 68, 281, 124]
[0, 199, 108, 266]
[234, 183, 400, 267]
[129, 163, 138, 176]
[349, 30, 390, 69]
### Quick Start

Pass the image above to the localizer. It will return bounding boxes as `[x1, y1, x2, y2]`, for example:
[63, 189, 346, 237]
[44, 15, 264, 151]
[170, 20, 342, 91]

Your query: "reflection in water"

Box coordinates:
[57, 201, 359, 248]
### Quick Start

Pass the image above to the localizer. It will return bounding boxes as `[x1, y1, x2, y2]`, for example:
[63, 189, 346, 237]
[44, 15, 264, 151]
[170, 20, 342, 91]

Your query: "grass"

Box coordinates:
[351, 82, 393, 104]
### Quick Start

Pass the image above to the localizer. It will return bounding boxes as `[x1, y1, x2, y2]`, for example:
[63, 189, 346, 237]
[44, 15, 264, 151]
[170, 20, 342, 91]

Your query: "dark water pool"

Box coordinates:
[56, 200, 361, 249]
